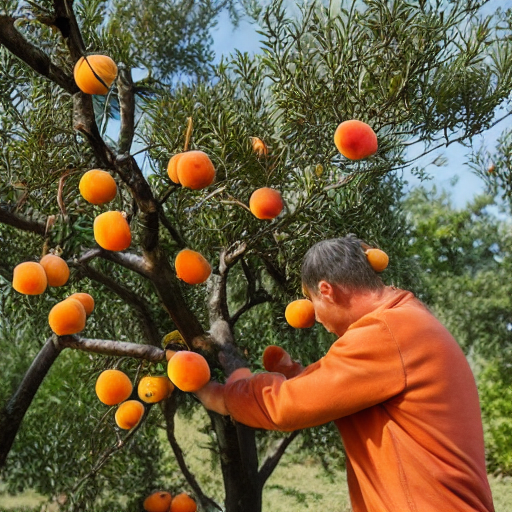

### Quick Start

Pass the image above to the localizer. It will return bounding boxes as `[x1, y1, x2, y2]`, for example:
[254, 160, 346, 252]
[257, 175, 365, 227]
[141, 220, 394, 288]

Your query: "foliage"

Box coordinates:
[1, 0, 512, 510]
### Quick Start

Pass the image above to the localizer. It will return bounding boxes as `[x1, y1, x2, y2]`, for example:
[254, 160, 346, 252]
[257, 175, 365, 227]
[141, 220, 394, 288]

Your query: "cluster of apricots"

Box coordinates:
[143, 490, 197, 512]
[95, 369, 174, 430]
[12, 253, 95, 336]
[94, 353, 210, 428]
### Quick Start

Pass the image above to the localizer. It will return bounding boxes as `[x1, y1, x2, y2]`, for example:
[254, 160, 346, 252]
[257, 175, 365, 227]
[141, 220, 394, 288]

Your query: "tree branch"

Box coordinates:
[0, 204, 47, 236]
[73, 263, 161, 347]
[76, 248, 152, 278]
[117, 66, 135, 154]
[55, 335, 165, 361]
[258, 431, 300, 485]
[0, 337, 62, 468]
[163, 395, 222, 512]
[0, 15, 77, 93]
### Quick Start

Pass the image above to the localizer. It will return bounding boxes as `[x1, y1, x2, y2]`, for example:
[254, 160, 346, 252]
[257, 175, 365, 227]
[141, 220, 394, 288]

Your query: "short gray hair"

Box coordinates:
[301, 235, 384, 294]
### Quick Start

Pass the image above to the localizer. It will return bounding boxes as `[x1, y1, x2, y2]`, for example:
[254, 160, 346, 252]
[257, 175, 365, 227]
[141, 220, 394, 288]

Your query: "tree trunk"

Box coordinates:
[0, 337, 62, 468]
[211, 414, 263, 512]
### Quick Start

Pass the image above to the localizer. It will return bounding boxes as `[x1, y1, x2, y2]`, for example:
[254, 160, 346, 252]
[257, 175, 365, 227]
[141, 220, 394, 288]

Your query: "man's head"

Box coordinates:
[301, 235, 385, 335]
[301, 235, 384, 296]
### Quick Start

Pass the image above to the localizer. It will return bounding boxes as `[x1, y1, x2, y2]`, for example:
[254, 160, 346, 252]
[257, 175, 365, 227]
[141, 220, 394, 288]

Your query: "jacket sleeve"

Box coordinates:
[224, 316, 406, 431]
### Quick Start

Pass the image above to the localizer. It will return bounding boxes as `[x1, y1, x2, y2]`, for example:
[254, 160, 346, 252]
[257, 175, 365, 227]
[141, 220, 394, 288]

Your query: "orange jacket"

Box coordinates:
[224, 290, 494, 512]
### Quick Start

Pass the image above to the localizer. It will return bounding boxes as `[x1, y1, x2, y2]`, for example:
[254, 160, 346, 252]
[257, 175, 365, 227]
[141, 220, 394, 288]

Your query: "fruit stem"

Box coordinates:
[184, 117, 193, 152]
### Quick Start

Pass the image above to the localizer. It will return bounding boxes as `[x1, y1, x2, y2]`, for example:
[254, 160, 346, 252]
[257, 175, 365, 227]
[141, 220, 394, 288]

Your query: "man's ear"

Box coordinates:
[318, 280, 335, 302]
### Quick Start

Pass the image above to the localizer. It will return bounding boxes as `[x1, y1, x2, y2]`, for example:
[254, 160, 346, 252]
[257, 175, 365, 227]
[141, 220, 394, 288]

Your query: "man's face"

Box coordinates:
[303, 284, 340, 335]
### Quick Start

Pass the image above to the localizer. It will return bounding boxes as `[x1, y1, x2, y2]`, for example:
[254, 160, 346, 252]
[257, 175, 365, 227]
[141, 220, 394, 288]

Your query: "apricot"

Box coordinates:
[95, 369, 133, 406]
[93, 211, 132, 251]
[79, 169, 117, 205]
[365, 248, 389, 272]
[170, 493, 197, 512]
[67, 292, 95, 316]
[12, 261, 47, 295]
[251, 136, 268, 157]
[115, 399, 145, 430]
[175, 249, 211, 285]
[285, 299, 316, 329]
[137, 376, 174, 403]
[167, 154, 183, 184]
[334, 120, 378, 160]
[167, 351, 211, 392]
[143, 491, 173, 512]
[48, 298, 86, 336]
[176, 150, 216, 190]
[73, 55, 118, 95]
[40, 254, 70, 287]
[249, 187, 283, 220]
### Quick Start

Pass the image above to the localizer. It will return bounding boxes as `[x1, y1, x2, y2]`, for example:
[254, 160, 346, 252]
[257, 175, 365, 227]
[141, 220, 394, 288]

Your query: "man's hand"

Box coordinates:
[195, 381, 228, 415]
[195, 367, 253, 415]
[262, 345, 303, 379]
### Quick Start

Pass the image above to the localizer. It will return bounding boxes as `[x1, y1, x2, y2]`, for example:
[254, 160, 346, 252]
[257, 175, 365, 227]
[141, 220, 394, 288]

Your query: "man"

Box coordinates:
[197, 235, 495, 512]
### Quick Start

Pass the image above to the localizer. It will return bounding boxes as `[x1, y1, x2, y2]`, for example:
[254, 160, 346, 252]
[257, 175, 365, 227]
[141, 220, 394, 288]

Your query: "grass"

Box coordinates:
[1, 411, 511, 511]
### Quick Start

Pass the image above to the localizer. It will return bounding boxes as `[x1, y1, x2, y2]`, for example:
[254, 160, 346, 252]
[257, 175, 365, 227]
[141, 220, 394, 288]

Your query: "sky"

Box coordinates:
[211, 4, 512, 210]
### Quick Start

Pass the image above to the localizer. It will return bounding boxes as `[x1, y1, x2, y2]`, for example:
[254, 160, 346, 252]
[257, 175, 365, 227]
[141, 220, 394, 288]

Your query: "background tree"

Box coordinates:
[1, 0, 512, 511]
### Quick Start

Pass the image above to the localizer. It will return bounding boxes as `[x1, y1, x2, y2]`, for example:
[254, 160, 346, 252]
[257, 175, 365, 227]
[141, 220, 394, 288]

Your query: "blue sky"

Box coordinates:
[211, 5, 512, 209]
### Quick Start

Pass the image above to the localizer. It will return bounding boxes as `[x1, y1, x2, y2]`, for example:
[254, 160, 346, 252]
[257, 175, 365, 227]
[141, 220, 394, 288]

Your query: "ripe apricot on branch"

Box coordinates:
[250, 136, 268, 157]
[249, 187, 283, 220]
[167, 351, 211, 392]
[40, 254, 70, 287]
[93, 211, 132, 251]
[365, 248, 389, 272]
[175, 249, 211, 285]
[68, 293, 95, 316]
[115, 400, 145, 430]
[285, 299, 316, 329]
[12, 261, 48, 295]
[137, 376, 174, 403]
[334, 120, 378, 160]
[176, 150, 216, 190]
[143, 491, 173, 512]
[48, 298, 86, 335]
[167, 154, 183, 184]
[73, 55, 118, 95]
[95, 369, 133, 406]
[170, 493, 197, 512]
[79, 169, 117, 205]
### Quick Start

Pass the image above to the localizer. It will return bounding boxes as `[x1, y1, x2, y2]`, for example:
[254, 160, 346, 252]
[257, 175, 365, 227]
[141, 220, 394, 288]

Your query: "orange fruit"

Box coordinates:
[143, 491, 173, 512]
[250, 137, 268, 156]
[174, 249, 211, 285]
[79, 169, 117, 205]
[167, 351, 211, 392]
[167, 154, 183, 184]
[170, 493, 197, 512]
[73, 55, 118, 95]
[285, 299, 316, 329]
[365, 248, 389, 272]
[40, 254, 70, 287]
[95, 369, 133, 406]
[67, 293, 95, 316]
[93, 211, 132, 251]
[137, 376, 174, 403]
[334, 120, 378, 160]
[249, 187, 283, 220]
[48, 298, 86, 335]
[115, 400, 145, 430]
[12, 261, 48, 295]
[176, 150, 216, 190]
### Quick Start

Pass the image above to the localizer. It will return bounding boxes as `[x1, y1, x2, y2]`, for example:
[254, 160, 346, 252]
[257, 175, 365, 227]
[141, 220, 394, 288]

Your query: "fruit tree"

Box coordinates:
[1, 0, 512, 511]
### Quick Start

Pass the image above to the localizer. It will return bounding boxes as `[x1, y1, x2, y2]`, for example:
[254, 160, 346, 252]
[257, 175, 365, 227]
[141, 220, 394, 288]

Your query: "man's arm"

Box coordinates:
[219, 319, 406, 431]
